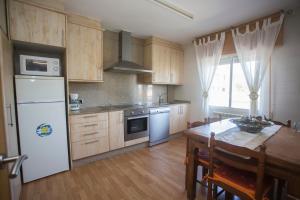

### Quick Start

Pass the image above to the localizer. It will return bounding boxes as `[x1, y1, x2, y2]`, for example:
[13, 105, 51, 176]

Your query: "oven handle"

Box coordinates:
[126, 115, 149, 120]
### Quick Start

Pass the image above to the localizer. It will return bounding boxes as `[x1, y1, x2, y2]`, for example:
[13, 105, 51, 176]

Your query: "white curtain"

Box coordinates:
[232, 14, 284, 116]
[194, 32, 225, 119]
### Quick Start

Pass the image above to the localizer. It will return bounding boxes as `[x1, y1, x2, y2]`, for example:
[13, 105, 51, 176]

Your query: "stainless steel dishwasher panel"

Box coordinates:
[149, 107, 170, 146]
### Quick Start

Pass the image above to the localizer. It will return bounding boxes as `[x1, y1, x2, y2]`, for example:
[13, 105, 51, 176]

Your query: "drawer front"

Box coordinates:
[72, 136, 109, 160]
[70, 120, 108, 133]
[71, 127, 108, 142]
[71, 122, 101, 133]
[70, 113, 108, 124]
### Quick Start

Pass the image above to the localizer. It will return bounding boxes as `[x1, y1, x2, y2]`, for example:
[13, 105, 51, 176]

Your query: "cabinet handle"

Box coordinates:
[83, 132, 98, 136]
[62, 30, 65, 47]
[83, 115, 97, 118]
[6, 104, 14, 127]
[84, 140, 99, 145]
[83, 124, 98, 128]
[119, 113, 123, 123]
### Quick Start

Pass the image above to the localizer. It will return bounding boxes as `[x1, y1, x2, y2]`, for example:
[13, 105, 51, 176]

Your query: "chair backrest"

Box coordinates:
[187, 116, 222, 129]
[187, 121, 207, 129]
[209, 132, 267, 199]
[264, 116, 291, 128]
[205, 117, 222, 124]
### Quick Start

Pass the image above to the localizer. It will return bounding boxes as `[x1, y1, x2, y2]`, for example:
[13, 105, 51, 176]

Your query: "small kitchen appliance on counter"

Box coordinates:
[69, 93, 82, 111]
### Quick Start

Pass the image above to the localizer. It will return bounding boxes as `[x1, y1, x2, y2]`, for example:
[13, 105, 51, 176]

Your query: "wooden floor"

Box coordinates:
[21, 136, 209, 200]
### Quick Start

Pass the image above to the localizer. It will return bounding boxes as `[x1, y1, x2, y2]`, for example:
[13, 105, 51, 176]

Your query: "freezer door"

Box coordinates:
[15, 75, 65, 103]
[17, 102, 69, 183]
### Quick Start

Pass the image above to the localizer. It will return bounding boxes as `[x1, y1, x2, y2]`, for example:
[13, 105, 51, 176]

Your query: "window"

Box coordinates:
[209, 56, 250, 110]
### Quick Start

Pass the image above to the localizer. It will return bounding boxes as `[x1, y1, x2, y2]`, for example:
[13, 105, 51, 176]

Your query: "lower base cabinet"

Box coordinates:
[108, 111, 125, 150]
[170, 104, 189, 134]
[69, 105, 188, 160]
[72, 137, 109, 160]
[70, 113, 109, 160]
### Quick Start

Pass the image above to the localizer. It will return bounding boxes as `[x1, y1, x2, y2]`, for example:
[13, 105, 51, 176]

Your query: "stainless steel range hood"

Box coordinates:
[104, 31, 152, 74]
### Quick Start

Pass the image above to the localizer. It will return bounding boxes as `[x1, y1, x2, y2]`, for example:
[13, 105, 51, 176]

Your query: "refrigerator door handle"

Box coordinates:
[18, 101, 65, 104]
[6, 104, 14, 127]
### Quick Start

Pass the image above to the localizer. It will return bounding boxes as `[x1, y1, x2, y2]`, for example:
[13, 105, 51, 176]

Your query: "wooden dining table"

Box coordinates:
[185, 119, 300, 200]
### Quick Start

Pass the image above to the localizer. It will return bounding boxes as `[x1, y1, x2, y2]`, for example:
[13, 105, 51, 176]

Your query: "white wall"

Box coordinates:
[174, 7, 300, 123]
[271, 7, 300, 123]
[173, 43, 203, 122]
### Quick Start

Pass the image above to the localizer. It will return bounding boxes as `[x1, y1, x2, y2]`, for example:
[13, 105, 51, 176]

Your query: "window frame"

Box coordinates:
[209, 55, 249, 115]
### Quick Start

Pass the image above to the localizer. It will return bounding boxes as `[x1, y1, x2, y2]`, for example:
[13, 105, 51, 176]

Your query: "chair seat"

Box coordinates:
[211, 165, 272, 199]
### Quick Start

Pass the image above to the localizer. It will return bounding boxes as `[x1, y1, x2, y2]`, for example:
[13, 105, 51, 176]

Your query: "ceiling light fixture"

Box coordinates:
[147, 0, 194, 20]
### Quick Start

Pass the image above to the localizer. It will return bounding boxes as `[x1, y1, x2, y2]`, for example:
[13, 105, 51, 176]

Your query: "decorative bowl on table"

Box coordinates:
[230, 117, 272, 133]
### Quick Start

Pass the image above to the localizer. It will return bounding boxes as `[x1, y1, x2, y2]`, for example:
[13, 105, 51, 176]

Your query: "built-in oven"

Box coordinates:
[124, 111, 149, 142]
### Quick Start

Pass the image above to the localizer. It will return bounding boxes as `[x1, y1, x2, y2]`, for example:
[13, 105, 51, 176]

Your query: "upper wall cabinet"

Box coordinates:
[9, 0, 66, 47]
[67, 14, 103, 82]
[141, 37, 184, 85]
[170, 48, 184, 84]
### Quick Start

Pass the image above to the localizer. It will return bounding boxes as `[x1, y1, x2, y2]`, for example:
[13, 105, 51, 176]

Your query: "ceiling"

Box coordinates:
[65, 0, 300, 45]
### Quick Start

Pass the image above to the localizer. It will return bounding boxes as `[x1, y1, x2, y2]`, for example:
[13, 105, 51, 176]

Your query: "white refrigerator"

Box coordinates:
[15, 75, 69, 183]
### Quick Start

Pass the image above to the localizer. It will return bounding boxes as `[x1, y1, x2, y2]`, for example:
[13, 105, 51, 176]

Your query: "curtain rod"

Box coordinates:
[194, 10, 289, 43]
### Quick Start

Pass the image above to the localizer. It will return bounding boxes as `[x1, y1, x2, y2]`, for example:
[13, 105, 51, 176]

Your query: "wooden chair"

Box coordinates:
[263, 117, 292, 200]
[185, 122, 210, 187]
[185, 117, 222, 187]
[264, 116, 291, 128]
[207, 132, 273, 200]
[187, 116, 222, 129]
[205, 116, 222, 124]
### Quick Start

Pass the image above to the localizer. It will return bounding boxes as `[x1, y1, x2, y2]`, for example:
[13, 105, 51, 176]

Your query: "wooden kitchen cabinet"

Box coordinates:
[178, 104, 189, 131]
[169, 104, 189, 134]
[108, 111, 124, 150]
[9, 0, 66, 47]
[150, 44, 171, 83]
[170, 105, 179, 134]
[70, 113, 109, 160]
[67, 14, 103, 82]
[170, 48, 184, 84]
[141, 37, 183, 85]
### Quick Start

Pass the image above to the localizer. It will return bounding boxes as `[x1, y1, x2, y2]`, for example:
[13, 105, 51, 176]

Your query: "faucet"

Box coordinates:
[158, 93, 167, 104]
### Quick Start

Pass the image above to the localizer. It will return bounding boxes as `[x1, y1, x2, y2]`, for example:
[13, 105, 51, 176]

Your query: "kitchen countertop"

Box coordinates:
[69, 100, 190, 116]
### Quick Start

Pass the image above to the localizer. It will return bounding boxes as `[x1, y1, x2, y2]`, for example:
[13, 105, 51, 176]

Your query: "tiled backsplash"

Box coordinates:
[69, 72, 167, 108]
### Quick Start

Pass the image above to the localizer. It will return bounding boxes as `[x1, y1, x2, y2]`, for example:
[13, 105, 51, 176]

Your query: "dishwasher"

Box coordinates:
[149, 107, 170, 146]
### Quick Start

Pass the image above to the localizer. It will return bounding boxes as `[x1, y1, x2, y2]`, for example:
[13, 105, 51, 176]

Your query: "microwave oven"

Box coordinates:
[20, 55, 61, 76]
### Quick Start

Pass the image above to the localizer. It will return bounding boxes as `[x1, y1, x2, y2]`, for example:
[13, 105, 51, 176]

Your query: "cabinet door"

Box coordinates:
[170, 48, 184, 85]
[152, 44, 170, 83]
[169, 105, 179, 134]
[109, 111, 124, 150]
[10, 1, 66, 47]
[81, 25, 103, 81]
[179, 104, 189, 131]
[67, 23, 103, 81]
[72, 136, 109, 160]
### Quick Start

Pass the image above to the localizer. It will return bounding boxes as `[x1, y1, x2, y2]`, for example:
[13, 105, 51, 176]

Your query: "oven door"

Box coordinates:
[125, 115, 149, 141]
